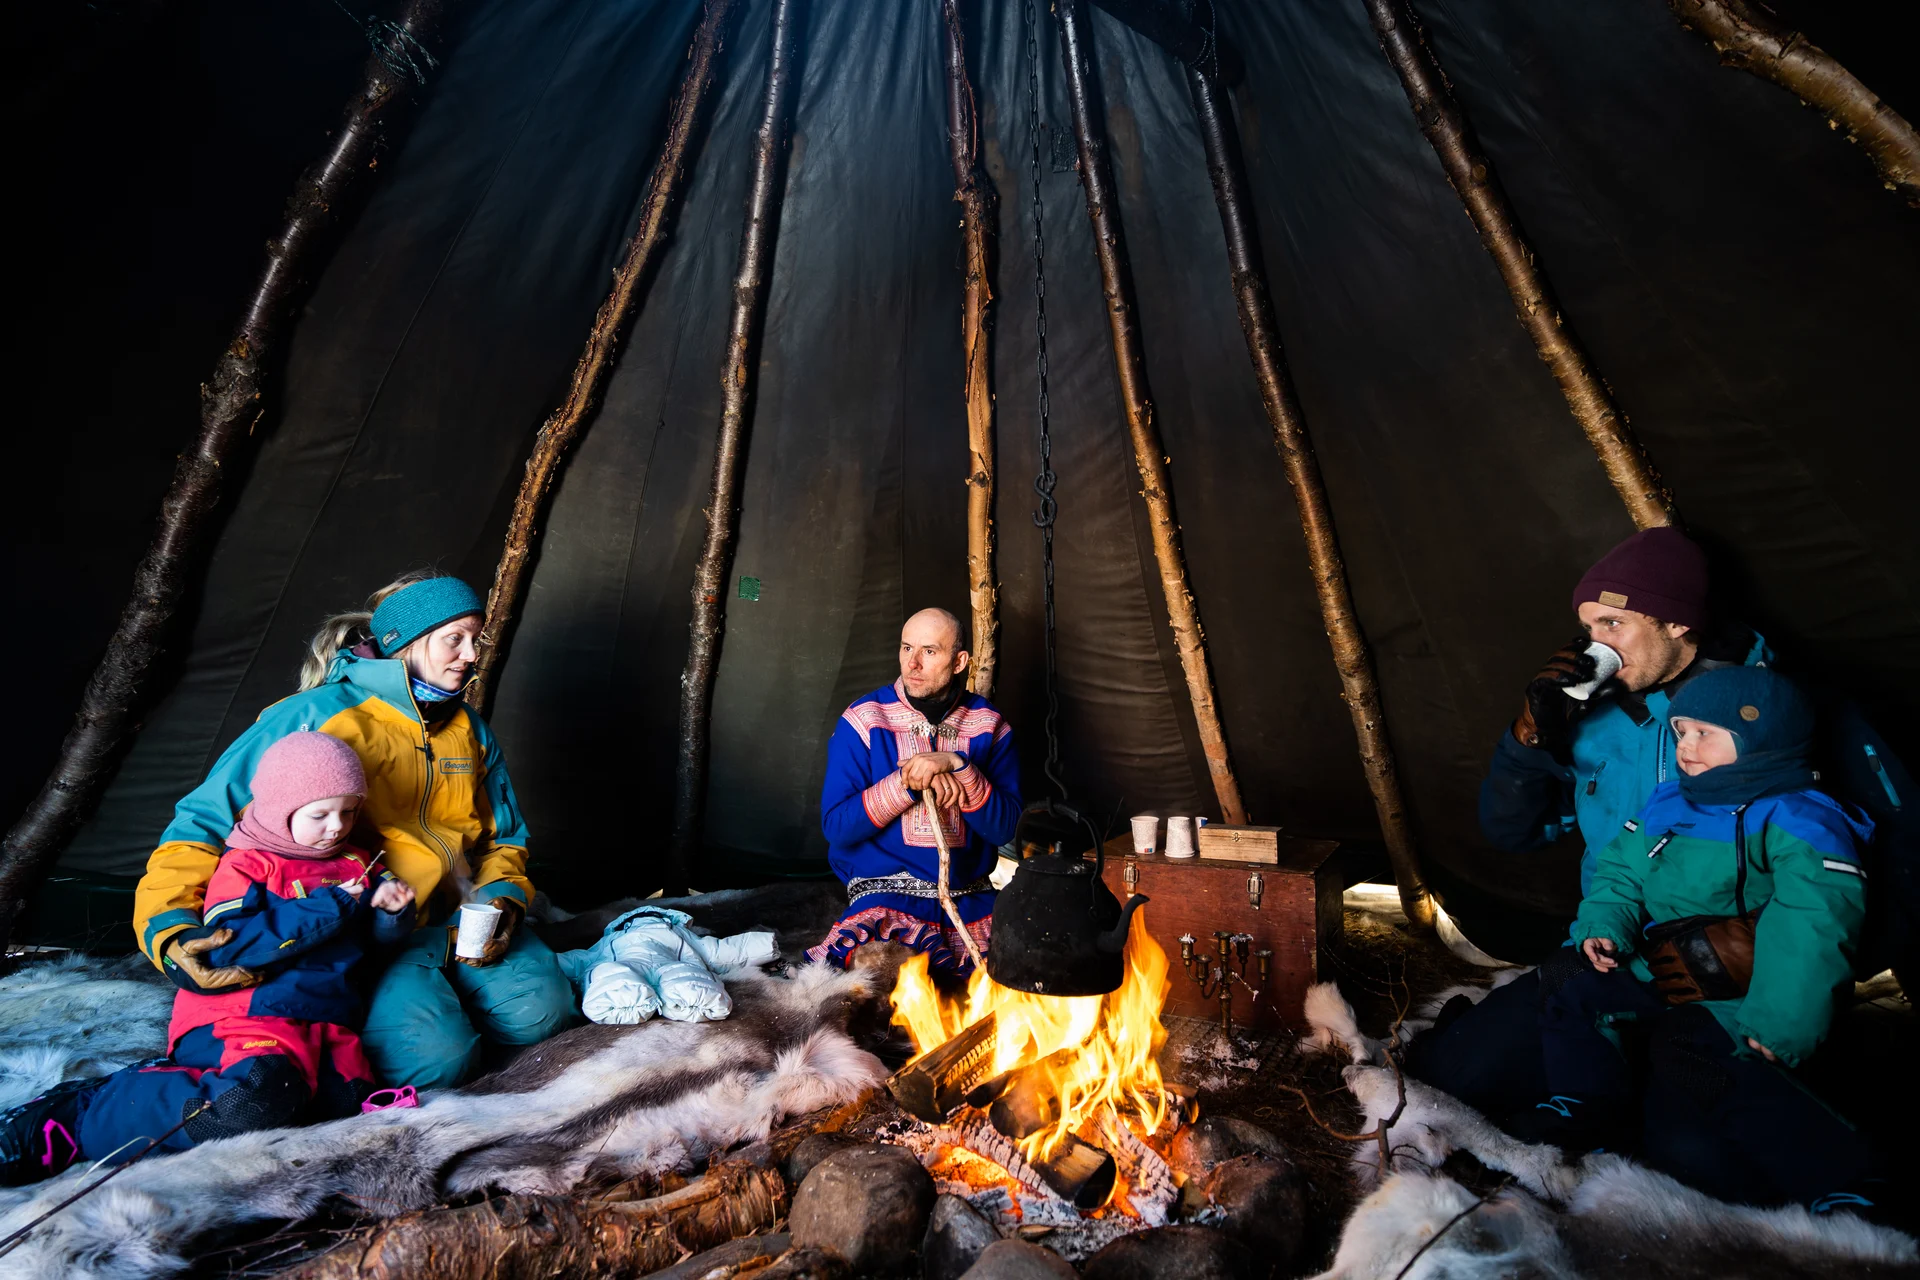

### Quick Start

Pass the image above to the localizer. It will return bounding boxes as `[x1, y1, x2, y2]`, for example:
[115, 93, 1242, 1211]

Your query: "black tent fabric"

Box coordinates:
[28, 0, 1920, 927]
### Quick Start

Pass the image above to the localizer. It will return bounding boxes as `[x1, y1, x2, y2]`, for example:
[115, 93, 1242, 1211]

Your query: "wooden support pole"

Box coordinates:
[670, 0, 802, 894]
[1668, 0, 1919, 207]
[0, 0, 452, 954]
[270, 1161, 786, 1280]
[1361, 0, 1675, 531]
[1186, 62, 1435, 931]
[1054, 0, 1248, 826]
[469, 0, 739, 712]
[938, 0, 1000, 698]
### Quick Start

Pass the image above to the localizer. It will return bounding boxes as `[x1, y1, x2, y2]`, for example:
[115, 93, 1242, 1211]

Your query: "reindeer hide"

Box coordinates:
[0, 963, 889, 1280]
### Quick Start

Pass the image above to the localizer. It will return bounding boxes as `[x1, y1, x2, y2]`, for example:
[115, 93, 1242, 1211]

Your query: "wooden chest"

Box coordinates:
[1098, 834, 1341, 1032]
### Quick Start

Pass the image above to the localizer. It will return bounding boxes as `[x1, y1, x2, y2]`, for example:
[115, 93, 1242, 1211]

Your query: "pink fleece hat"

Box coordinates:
[229, 731, 368, 858]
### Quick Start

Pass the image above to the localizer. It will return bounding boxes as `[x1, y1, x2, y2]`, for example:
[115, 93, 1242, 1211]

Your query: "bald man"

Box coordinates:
[808, 609, 1022, 975]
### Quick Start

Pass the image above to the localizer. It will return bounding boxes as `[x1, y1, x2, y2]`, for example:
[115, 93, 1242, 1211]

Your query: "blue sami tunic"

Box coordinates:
[817, 680, 1022, 947]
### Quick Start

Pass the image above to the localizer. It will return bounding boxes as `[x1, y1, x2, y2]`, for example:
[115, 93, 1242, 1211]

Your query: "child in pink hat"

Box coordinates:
[0, 732, 417, 1184]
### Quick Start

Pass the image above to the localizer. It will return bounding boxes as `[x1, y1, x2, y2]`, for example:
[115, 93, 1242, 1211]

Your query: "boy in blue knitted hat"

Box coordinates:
[1520, 665, 1878, 1206]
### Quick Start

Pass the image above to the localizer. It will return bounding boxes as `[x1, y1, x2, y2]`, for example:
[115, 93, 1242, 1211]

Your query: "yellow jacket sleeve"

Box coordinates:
[134, 840, 222, 967]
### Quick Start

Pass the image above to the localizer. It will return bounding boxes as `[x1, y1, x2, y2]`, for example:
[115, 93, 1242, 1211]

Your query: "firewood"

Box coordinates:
[888, 1014, 1000, 1122]
[470, 0, 741, 711]
[0, 0, 453, 953]
[269, 1161, 785, 1280]
[1361, 0, 1674, 532]
[669, 0, 803, 895]
[1054, 0, 1248, 826]
[1027, 1135, 1117, 1210]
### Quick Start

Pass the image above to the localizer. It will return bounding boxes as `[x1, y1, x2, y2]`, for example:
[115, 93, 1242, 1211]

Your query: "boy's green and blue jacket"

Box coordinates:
[1572, 780, 1872, 1067]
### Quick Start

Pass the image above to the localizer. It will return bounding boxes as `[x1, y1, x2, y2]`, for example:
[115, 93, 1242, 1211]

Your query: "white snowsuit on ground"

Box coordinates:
[556, 906, 778, 1024]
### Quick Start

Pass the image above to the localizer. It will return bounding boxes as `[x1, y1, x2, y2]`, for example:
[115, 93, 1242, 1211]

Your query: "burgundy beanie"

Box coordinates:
[1570, 527, 1709, 630]
[229, 731, 368, 858]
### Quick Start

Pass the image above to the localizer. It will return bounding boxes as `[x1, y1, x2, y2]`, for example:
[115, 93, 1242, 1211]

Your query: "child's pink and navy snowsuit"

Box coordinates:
[72, 844, 409, 1160]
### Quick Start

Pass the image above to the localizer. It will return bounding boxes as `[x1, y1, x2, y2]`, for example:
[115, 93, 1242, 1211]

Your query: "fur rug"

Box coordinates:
[0, 953, 173, 1112]
[1302, 981, 1920, 1279]
[0, 963, 890, 1280]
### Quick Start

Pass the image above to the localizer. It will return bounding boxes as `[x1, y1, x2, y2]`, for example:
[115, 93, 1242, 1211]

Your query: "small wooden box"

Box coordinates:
[1100, 834, 1341, 1032]
[1196, 823, 1282, 864]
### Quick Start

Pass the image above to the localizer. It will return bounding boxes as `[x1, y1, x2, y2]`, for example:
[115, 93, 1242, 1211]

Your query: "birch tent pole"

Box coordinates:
[0, 0, 452, 955]
[470, 0, 740, 713]
[939, 0, 1000, 699]
[1186, 59, 1437, 930]
[1362, 0, 1675, 532]
[1668, 0, 1920, 207]
[1055, 0, 1248, 826]
[670, 0, 804, 894]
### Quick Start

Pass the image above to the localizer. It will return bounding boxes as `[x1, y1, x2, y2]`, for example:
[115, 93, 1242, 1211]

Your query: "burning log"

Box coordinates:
[269, 1161, 785, 1280]
[888, 1013, 1000, 1122]
[1097, 1111, 1176, 1226]
[1025, 1136, 1117, 1210]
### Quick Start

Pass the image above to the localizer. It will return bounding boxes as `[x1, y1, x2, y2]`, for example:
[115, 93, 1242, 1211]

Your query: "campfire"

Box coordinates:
[879, 913, 1191, 1253]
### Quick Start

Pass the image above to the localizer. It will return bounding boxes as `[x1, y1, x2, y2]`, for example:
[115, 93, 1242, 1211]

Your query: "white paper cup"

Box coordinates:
[1564, 641, 1624, 702]
[1166, 817, 1196, 858]
[1130, 815, 1159, 856]
[456, 903, 504, 959]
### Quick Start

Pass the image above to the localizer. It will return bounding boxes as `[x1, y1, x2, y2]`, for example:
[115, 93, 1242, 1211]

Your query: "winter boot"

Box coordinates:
[0, 1076, 100, 1185]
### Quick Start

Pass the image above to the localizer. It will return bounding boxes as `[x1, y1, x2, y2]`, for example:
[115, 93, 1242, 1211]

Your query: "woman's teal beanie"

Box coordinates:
[370, 577, 486, 657]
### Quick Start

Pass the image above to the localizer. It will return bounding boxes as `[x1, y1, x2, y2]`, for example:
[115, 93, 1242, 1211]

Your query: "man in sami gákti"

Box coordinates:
[808, 608, 1022, 975]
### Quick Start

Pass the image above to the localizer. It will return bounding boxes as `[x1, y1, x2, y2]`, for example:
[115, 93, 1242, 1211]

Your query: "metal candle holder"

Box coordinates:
[1179, 931, 1270, 1036]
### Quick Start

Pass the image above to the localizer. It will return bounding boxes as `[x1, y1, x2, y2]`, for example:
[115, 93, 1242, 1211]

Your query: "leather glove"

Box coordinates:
[1512, 636, 1597, 761]
[452, 898, 523, 968]
[161, 927, 262, 994]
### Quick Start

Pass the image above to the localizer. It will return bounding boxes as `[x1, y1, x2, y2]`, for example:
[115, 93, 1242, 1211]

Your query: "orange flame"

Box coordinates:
[891, 909, 1171, 1163]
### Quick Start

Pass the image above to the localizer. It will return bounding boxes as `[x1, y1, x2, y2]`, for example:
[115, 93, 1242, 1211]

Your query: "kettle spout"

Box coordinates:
[1097, 894, 1149, 954]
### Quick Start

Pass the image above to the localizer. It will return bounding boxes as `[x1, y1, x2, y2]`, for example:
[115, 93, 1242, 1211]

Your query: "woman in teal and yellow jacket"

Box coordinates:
[133, 575, 578, 1089]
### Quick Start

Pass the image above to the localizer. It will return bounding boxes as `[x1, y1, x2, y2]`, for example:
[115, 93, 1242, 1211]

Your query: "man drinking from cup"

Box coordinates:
[807, 608, 1023, 976]
[1409, 533, 1768, 1122]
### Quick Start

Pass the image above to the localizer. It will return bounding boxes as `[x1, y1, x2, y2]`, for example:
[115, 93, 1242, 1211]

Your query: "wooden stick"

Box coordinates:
[468, 0, 739, 712]
[669, 0, 803, 895]
[1668, 0, 1919, 207]
[938, 0, 1000, 699]
[269, 1161, 785, 1280]
[0, 0, 452, 954]
[1054, 0, 1249, 826]
[1185, 59, 1435, 931]
[1361, 0, 1674, 531]
[923, 792, 987, 971]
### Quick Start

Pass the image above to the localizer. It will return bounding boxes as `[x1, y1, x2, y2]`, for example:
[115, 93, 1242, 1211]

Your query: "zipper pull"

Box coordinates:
[1586, 761, 1607, 796]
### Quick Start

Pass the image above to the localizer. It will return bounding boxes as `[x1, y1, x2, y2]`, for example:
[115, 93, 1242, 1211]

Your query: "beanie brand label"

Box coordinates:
[1597, 591, 1629, 608]
[382, 629, 402, 648]
[1740, 705, 1760, 721]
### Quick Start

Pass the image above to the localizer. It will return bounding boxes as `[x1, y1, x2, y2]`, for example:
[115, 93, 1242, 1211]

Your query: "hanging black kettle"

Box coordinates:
[987, 799, 1147, 996]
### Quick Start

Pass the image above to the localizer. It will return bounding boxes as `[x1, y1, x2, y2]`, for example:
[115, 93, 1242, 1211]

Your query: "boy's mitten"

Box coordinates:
[1513, 637, 1597, 761]
[162, 926, 262, 994]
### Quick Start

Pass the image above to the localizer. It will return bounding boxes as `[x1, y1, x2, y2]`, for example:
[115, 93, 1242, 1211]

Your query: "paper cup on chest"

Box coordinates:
[1165, 816, 1196, 858]
[456, 903, 504, 958]
[1130, 815, 1159, 856]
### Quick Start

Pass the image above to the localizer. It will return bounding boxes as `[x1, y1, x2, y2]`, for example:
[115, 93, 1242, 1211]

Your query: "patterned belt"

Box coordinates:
[847, 871, 995, 903]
